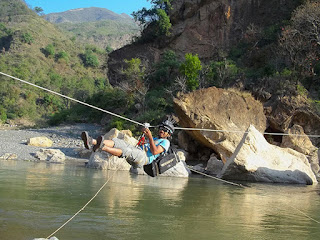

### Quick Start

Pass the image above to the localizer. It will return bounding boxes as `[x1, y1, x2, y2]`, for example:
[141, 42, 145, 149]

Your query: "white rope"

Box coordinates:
[0, 71, 146, 128]
[187, 166, 246, 188]
[289, 205, 320, 224]
[1, 71, 320, 138]
[46, 158, 125, 239]
[174, 126, 320, 138]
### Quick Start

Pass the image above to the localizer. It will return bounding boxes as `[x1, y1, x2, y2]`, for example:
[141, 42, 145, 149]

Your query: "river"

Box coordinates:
[0, 160, 320, 240]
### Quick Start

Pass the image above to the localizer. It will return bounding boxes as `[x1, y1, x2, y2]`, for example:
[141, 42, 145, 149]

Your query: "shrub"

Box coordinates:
[0, 106, 7, 123]
[106, 46, 113, 53]
[83, 50, 99, 68]
[151, 50, 180, 85]
[179, 53, 202, 91]
[56, 51, 69, 63]
[207, 59, 239, 87]
[44, 44, 55, 57]
[21, 32, 34, 44]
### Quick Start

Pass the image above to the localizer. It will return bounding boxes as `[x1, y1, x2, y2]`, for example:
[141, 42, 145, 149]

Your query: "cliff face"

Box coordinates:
[168, 0, 299, 60]
[108, 0, 300, 83]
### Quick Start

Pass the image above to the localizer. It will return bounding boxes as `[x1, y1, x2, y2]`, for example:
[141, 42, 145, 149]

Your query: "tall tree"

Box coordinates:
[132, 0, 173, 37]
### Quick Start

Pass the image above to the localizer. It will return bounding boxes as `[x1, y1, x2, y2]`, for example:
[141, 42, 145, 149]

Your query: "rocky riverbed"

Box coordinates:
[0, 123, 105, 162]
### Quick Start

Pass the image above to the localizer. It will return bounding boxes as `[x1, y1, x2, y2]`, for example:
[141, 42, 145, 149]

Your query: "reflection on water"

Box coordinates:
[0, 160, 319, 240]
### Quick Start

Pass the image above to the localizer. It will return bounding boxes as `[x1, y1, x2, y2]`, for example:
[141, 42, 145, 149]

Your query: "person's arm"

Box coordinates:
[143, 128, 165, 155]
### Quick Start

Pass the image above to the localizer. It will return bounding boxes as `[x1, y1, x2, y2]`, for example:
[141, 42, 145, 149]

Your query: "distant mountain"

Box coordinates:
[44, 7, 133, 24]
[44, 7, 140, 50]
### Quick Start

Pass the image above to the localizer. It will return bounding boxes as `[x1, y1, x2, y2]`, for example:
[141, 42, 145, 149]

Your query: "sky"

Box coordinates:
[24, 0, 152, 16]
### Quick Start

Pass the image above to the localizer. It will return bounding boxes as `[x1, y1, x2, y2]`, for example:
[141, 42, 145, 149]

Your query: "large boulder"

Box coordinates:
[174, 87, 267, 159]
[218, 125, 318, 185]
[264, 95, 320, 147]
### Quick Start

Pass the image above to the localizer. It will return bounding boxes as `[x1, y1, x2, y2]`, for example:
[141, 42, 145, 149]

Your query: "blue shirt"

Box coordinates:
[140, 137, 170, 164]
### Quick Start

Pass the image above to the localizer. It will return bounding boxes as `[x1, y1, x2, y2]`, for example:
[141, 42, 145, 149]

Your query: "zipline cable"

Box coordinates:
[187, 166, 246, 188]
[1, 71, 320, 138]
[45, 160, 124, 239]
[175, 127, 320, 138]
[0, 71, 147, 128]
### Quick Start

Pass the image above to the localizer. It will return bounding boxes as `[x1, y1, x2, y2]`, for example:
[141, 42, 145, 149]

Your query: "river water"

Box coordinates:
[0, 160, 320, 240]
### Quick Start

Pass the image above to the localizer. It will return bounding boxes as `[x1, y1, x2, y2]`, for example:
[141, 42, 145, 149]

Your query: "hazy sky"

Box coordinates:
[24, 0, 152, 15]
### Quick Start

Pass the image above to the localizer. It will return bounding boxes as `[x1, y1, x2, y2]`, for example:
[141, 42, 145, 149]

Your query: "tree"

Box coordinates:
[207, 59, 239, 87]
[132, 0, 173, 37]
[279, 1, 320, 77]
[121, 58, 148, 111]
[83, 50, 99, 68]
[151, 50, 180, 85]
[34, 6, 44, 15]
[179, 53, 202, 91]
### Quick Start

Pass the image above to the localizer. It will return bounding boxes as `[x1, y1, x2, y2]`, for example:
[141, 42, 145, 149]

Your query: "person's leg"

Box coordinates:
[102, 139, 115, 148]
[93, 136, 123, 157]
[101, 144, 123, 157]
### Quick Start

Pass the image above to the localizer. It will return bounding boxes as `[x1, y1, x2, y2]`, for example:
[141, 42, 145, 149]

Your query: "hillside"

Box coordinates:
[44, 7, 133, 23]
[0, 0, 109, 126]
[44, 7, 140, 50]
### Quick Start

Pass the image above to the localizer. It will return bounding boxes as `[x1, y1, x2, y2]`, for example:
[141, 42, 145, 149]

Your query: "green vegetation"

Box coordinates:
[0, 0, 34, 17]
[21, 32, 34, 44]
[56, 51, 69, 63]
[132, 0, 173, 41]
[179, 53, 202, 91]
[43, 44, 55, 57]
[82, 50, 99, 68]
[207, 60, 240, 88]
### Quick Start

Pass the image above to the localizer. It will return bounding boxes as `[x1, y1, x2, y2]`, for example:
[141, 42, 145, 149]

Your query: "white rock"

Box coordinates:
[219, 125, 318, 185]
[87, 151, 131, 170]
[35, 149, 65, 163]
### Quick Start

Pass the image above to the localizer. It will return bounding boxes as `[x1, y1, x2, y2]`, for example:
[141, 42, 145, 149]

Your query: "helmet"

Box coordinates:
[159, 119, 175, 134]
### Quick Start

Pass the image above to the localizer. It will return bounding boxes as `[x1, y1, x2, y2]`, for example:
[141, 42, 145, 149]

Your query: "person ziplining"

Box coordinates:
[81, 120, 175, 168]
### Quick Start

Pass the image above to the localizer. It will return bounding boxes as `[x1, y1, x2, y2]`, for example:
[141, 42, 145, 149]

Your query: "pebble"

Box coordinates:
[0, 123, 104, 161]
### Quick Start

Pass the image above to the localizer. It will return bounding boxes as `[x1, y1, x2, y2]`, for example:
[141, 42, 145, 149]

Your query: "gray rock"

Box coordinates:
[205, 156, 224, 175]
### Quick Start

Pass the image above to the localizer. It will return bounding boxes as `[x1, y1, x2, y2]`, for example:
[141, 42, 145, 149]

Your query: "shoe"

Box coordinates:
[93, 135, 104, 152]
[81, 131, 91, 150]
